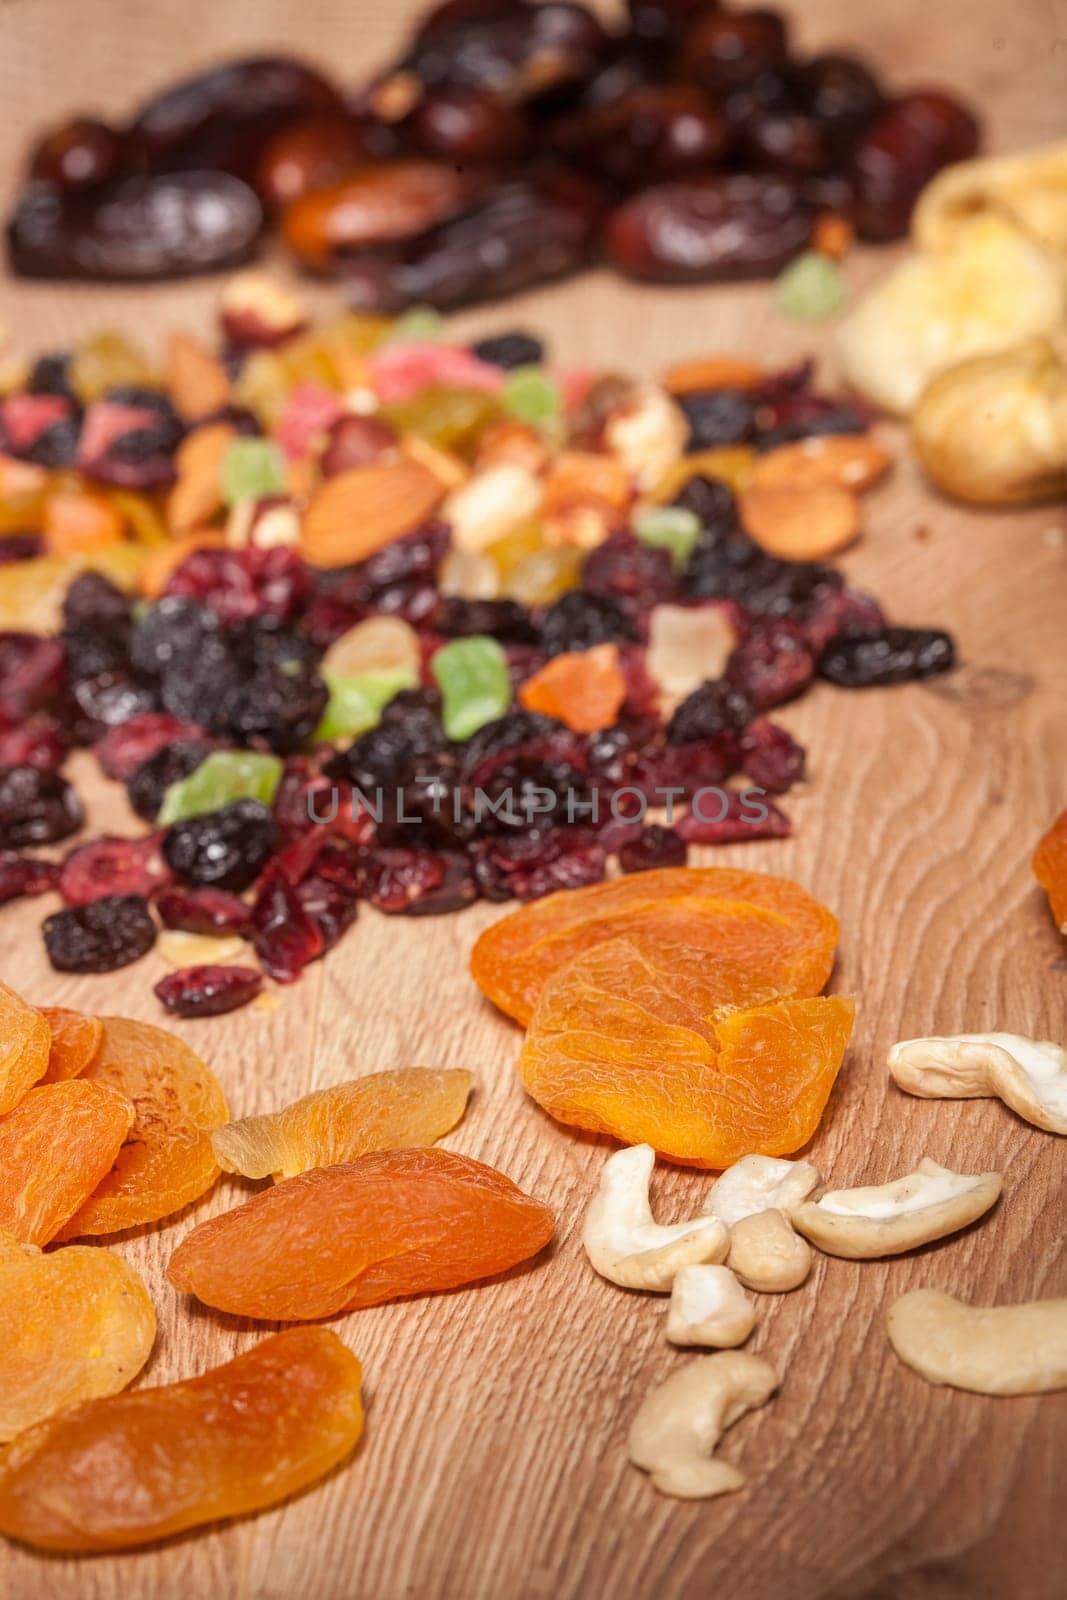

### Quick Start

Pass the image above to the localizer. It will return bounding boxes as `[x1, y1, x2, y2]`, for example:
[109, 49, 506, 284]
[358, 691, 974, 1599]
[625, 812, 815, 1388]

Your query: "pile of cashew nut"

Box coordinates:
[585, 1028, 1066, 1501]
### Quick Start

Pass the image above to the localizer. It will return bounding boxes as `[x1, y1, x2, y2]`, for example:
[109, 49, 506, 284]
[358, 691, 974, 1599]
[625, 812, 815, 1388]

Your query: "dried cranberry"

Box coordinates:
[305, 524, 449, 645]
[581, 532, 676, 612]
[677, 790, 792, 844]
[0, 715, 67, 770]
[251, 864, 324, 981]
[678, 389, 757, 451]
[94, 711, 208, 780]
[163, 799, 279, 891]
[739, 718, 806, 793]
[154, 964, 263, 1017]
[0, 765, 83, 848]
[296, 873, 359, 948]
[355, 847, 446, 913]
[164, 546, 310, 624]
[156, 885, 252, 937]
[0, 850, 59, 904]
[666, 681, 753, 744]
[628, 733, 740, 798]
[798, 583, 886, 654]
[43, 894, 157, 973]
[540, 591, 637, 656]
[435, 596, 537, 643]
[725, 619, 814, 709]
[618, 824, 687, 873]
[469, 826, 606, 902]
[0, 632, 66, 722]
[818, 627, 955, 687]
[126, 741, 213, 822]
[58, 834, 169, 906]
[470, 330, 544, 369]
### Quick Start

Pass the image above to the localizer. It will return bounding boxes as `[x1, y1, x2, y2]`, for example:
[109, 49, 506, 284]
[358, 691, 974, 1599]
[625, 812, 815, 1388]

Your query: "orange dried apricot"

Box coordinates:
[519, 937, 854, 1166]
[1033, 806, 1067, 932]
[519, 642, 627, 733]
[0, 979, 50, 1115]
[212, 1066, 473, 1180]
[471, 867, 839, 1026]
[168, 1147, 555, 1320]
[42, 485, 124, 555]
[57, 1016, 228, 1238]
[38, 1006, 103, 1082]
[0, 1080, 134, 1245]
[0, 1328, 362, 1551]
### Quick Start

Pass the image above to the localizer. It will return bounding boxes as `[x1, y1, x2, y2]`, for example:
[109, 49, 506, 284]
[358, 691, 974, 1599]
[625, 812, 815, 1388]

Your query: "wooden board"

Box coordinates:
[0, 2, 1064, 1595]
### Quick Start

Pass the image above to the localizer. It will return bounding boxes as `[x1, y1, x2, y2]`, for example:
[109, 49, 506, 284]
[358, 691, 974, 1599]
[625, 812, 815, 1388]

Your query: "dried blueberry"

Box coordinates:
[129, 596, 220, 679]
[43, 894, 157, 973]
[618, 824, 687, 873]
[435, 596, 537, 643]
[163, 798, 279, 891]
[818, 627, 956, 687]
[0, 765, 83, 847]
[470, 330, 545, 369]
[677, 388, 757, 451]
[666, 680, 753, 744]
[126, 740, 213, 822]
[219, 664, 328, 753]
[540, 591, 637, 655]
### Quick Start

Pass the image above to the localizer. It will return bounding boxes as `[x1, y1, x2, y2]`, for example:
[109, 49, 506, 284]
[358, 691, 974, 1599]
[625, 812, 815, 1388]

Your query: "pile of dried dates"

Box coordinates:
[7, 1, 979, 301]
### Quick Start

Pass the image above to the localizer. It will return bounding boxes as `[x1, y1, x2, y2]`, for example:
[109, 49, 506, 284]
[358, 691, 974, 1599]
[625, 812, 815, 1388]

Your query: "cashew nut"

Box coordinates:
[888, 1032, 1067, 1135]
[887, 1289, 1067, 1395]
[792, 1157, 1002, 1259]
[666, 1265, 756, 1349]
[582, 1145, 729, 1291]
[702, 1154, 821, 1227]
[727, 1209, 812, 1292]
[443, 463, 544, 552]
[628, 1352, 778, 1498]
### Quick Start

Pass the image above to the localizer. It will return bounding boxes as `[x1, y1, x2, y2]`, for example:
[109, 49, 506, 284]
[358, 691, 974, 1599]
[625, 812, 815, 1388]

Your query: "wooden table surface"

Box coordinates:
[1, 3, 1065, 1597]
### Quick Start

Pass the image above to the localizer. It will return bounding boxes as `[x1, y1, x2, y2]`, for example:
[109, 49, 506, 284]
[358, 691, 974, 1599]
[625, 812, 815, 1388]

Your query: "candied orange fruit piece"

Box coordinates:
[519, 937, 854, 1166]
[519, 642, 628, 733]
[1033, 807, 1067, 933]
[0, 1233, 156, 1443]
[39, 1006, 103, 1082]
[168, 1146, 555, 1320]
[57, 1016, 228, 1238]
[471, 867, 839, 1026]
[0, 1080, 134, 1246]
[212, 1066, 473, 1180]
[0, 979, 50, 1115]
[0, 1328, 362, 1551]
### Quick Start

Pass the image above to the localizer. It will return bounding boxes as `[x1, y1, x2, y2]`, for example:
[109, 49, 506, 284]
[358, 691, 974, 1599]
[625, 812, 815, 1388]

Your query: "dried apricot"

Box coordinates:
[168, 1147, 555, 1319]
[212, 1066, 473, 1180]
[0, 1232, 155, 1442]
[749, 434, 891, 494]
[519, 643, 627, 733]
[519, 937, 854, 1166]
[739, 483, 861, 560]
[0, 1080, 134, 1245]
[1033, 807, 1067, 932]
[38, 1006, 103, 1082]
[0, 1328, 361, 1551]
[57, 1016, 228, 1238]
[0, 979, 50, 1114]
[471, 867, 839, 1026]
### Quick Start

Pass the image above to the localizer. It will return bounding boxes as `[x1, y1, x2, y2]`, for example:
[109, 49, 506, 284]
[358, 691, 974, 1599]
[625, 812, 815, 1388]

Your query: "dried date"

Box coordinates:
[550, 85, 729, 189]
[848, 91, 980, 241]
[605, 175, 811, 284]
[30, 117, 125, 193]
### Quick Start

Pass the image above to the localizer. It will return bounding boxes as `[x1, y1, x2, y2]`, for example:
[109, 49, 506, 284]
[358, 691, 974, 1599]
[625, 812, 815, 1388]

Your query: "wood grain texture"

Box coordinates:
[0, 1, 1065, 1596]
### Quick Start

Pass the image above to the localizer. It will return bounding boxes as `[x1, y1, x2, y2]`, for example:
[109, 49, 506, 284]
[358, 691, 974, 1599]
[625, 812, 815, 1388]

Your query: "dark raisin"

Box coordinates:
[725, 619, 814, 709]
[677, 791, 792, 843]
[618, 824, 687, 873]
[739, 718, 806, 793]
[163, 799, 279, 891]
[435, 596, 537, 642]
[818, 627, 956, 687]
[0, 849, 59, 904]
[225, 616, 321, 674]
[22, 417, 81, 469]
[666, 681, 753, 744]
[43, 894, 157, 973]
[94, 712, 208, 781]
[0, 534, 44, 565]
[66, 672, 161, 743]
[126, 740, 213, 822]
[59, 626, 128, 681]
[674, 474, 741, 535]
[540, 591, 637, 655]
[678, 389, 758, 451]
[219, 664, 328, 753]
[0, 765, 83, 847]
[470, 330, 545, 369]
[156, 885, 252, 937]
[129, 596, 220, 679]
[154, 964, 262, 1017]
[159, 647, 239, 725]
[250, 864, 324, 981]
[61, 571, 131, 634]
[58, 834, 170, 906]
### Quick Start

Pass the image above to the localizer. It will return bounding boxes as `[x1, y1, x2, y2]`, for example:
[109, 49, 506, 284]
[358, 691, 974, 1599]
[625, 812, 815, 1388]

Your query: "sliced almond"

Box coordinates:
[167, 422, 237, 534]
[662, 356, 765, 394]
[300, 456, 445, 568]
[739, 483, 861, 561]
[166, 332, 231, 422]
[751, 435, 892, 494]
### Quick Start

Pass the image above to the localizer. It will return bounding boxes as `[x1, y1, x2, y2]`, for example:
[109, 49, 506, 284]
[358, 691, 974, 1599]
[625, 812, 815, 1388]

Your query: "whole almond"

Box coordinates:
[300, 456, 444, 568]
[166, 332, 231, 422]
[751, 435, 892, 494]
[662, 355, 765, 394]
[166, 422, 237, 533]
[740, 483, 861, 560]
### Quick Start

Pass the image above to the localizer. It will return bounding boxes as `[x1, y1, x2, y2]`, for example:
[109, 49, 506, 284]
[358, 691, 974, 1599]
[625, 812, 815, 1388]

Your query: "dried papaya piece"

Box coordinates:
[0, 1234, 156, 1443]
[212, 1066, 473, 1180]
[471, 867, 839, 1026]
[0, 1080, 134, 1245]
[0, 1328, 362, 1551]
[518, 643, 627, 733]
[38, 1006, 103, 1082]
[1033, 806, 1067, 932]
[0, 980, 50, 1114]
[168, 1147, 555, 1320]
[57, 1016, 228, 1238]
[519, 937, 854, 1166]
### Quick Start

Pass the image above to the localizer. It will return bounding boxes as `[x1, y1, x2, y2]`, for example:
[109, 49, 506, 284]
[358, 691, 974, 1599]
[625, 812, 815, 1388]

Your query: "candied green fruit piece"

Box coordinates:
[432, 636, 511, 742]
[158, 752, 284, 825]
[632, 505, 701, 569]
[314, 669, 419, 742]
[382, 386, 498, 453]
[775, 251, 845, 322]
[385, 306, 445, 344]
[501, 366, 562, 433]
[221, 439, 287, 507]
